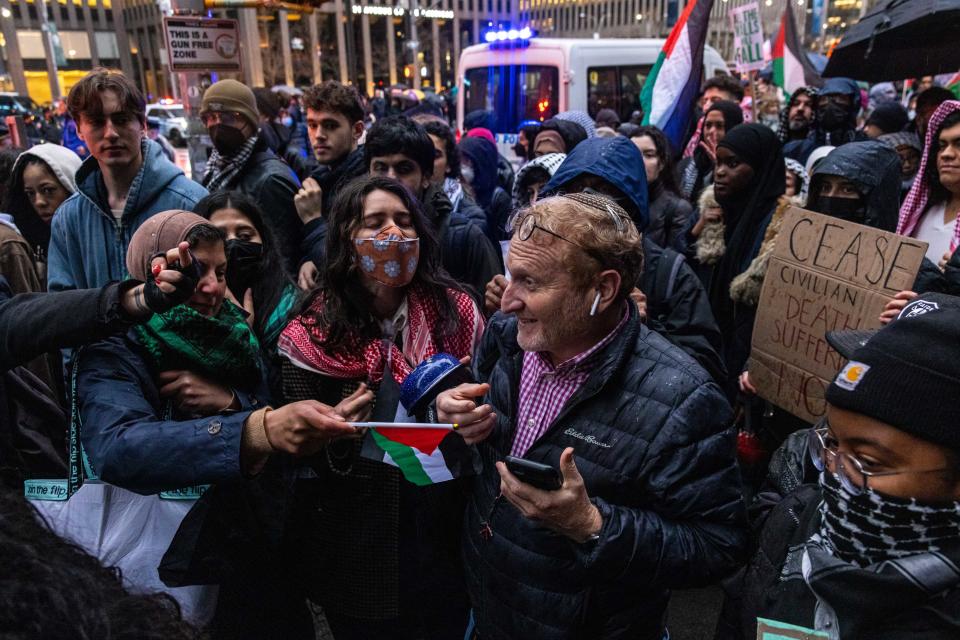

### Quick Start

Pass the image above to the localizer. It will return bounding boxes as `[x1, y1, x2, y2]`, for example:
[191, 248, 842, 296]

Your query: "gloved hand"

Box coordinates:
[143, 243, 202, 314]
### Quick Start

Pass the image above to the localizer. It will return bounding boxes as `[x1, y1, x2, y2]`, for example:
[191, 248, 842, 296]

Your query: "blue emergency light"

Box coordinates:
[483, 26, 534, 44]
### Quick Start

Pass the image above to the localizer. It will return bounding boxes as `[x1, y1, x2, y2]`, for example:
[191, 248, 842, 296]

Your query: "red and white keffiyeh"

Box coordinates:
[278, 285, 484, 384]
[897, 100, 960, 246]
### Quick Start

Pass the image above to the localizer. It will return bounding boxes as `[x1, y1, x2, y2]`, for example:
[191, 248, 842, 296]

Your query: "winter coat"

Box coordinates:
[204, 138, 303, 275]
[299, 147, 368, 265]
[0, 280, 139, 487]
[465, 305, 748, 640]
[645, 181, 693, 248]
[260, 121, 312, 182]
[735, 484, 960, 640]
[76, 332, 263, 495]
[47, 139, 208, 292]
[783, 78, 867, 165]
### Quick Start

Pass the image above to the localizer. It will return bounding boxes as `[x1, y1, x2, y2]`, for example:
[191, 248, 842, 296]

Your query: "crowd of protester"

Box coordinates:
[3, 65, 960, 640]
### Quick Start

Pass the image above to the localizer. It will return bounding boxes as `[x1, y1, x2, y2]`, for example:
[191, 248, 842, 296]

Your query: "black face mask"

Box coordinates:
[209, 124, 248, 157]
[819, 103, 850, 130]
[512, 142, 527, 159]
[816, 196, 866, 223]
[225, 239, 263, 299]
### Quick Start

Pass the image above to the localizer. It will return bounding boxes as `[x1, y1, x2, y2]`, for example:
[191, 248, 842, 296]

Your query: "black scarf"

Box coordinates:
[709, 124, 785, 333]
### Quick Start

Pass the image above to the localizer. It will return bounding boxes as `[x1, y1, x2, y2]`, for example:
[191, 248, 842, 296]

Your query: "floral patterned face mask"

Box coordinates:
[354, 224, 420, 288]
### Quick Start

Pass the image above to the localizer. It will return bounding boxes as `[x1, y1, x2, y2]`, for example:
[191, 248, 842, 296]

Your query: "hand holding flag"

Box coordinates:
[436, 382, 497, 445]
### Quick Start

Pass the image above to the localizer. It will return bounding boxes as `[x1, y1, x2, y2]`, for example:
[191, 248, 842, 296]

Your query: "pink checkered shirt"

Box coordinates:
[510, 308, 629, 456]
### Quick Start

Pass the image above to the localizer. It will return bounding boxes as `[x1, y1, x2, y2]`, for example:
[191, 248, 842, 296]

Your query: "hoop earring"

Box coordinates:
[589, 291, 601, 317]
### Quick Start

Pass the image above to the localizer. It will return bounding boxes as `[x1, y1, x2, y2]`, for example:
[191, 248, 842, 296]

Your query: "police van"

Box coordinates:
[456, 32, 729, 163]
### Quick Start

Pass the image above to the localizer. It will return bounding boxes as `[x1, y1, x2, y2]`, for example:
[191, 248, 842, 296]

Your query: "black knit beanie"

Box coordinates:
[826, 293, 960, 451]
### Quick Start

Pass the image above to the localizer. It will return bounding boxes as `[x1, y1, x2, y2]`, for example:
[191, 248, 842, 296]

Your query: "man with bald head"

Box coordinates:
[437, 194, 747, 640]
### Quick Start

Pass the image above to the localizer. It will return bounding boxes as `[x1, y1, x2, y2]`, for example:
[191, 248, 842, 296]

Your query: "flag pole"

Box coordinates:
[350, 422, 459, 430]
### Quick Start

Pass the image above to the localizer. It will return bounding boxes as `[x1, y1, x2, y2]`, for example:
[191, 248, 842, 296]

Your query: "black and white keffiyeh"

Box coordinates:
[203, 134, 259, 192]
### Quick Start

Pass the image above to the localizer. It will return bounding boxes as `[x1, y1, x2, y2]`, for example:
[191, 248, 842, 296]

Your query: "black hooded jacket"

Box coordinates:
[299, 147, 368, 265]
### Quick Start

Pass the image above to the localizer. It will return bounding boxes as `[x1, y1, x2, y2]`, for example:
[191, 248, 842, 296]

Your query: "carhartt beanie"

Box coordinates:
[825, 293, 960, 451]
[201, 79, 259, 129]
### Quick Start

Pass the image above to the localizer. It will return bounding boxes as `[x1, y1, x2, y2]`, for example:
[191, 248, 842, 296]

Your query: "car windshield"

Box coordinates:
[464, 65, 559, 133]
[167, 108, 186, 118]
[12, 96, 39, 113]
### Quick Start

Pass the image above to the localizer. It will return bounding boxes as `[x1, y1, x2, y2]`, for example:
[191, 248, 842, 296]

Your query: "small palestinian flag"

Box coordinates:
[361, 425, 480, 486]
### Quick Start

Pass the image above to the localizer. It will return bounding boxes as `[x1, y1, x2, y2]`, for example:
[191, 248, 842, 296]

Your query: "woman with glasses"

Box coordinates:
[730, 294, 960, 640]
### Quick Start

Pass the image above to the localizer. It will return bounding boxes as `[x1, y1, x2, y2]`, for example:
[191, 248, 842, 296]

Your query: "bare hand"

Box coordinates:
[437, 382, 496, 445]
[939, 249, 954, 272]
[629, 288, 647, 323]
[294, 177, 324, 224]
[496, 447, 602, 543]
[334, 383, 374, 423]
[484, 274, 508, 316]
[879, 290, 918, 324]
[262, 400, 356, 456]
[702, 206, 723, 224]
[158, 369, 238, 416]
[224, 287, 255, 328]
[699, 136, 718, 163]
[739, 370, 757, 395]
[298, 260, 318, 290]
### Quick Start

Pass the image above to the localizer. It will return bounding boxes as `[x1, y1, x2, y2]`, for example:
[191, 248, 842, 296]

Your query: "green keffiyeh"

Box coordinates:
[134, 301, 262, 390]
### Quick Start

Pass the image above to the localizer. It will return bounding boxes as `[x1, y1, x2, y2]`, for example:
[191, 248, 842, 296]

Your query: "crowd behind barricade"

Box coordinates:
[2, 66, 960, 640]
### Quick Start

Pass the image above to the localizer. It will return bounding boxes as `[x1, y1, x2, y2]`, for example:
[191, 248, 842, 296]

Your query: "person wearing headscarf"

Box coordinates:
[465, 127, 515, 194]
[784, 78, 866, 165]
[784, 158, 809, 206]
[878, 131, 923, 201]
[897, 101, 960, 264]
[459, 135, 513, 242]
[511, 152, 565, 209]
[708, 123, 786, 386]
[863, 102, 909, 138]
[554, 109, 597, 138]
[532, 117, 588, 157]
[2, 144, 82, 289]
[777, 87, 818, 145]
[676, 100, 744, 204]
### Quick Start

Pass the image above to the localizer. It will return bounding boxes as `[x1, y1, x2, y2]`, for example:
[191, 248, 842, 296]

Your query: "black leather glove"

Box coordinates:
[143, 251, 202, 314]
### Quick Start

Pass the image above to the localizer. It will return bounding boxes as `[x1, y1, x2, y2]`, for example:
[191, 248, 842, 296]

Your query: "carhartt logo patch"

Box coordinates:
[835, 361, 870, 391]
[899, 299, 939, 320]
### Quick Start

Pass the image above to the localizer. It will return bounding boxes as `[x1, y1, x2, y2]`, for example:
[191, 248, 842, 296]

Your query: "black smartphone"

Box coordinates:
[504, 456, 562, 491]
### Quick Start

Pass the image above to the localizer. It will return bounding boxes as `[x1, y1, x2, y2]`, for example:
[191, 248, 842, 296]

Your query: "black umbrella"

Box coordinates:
[823, 0, 960, 82]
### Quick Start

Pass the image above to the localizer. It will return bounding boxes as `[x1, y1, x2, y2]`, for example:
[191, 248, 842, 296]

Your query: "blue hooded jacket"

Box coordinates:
[48, 138, 208, 292]
[784, 77, 865, 164]
[543, 136, 650, 231]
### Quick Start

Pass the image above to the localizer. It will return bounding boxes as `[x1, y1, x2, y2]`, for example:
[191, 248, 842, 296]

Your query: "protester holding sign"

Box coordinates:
[735, 294, 960, 640]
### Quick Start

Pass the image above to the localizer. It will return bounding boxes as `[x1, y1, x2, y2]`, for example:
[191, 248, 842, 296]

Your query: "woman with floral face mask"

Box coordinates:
[734, 293, 960, 640]
[278, 175, 484, 639]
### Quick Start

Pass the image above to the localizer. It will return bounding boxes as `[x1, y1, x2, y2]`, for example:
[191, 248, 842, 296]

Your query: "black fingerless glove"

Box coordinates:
[143, 251, 202, 314]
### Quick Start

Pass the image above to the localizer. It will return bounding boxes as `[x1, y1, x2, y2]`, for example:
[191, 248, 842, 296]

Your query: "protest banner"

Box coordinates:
[748, 207, 927, 424]
[730, 2, 765, 72]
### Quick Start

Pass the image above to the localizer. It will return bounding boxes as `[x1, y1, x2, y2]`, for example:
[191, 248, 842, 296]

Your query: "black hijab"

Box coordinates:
[697, 101, 744, 166]
[709, 123, 786, 325]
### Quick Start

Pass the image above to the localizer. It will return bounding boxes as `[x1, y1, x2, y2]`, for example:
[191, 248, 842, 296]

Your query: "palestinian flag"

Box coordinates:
[945, 72, 960, 99]
[362, 425, 480, 486]
[640, 0, 715, 152]
[772, 2, 822, 97]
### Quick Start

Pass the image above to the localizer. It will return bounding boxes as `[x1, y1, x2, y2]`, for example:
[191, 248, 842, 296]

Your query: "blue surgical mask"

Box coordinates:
[280, 116, 294, 128]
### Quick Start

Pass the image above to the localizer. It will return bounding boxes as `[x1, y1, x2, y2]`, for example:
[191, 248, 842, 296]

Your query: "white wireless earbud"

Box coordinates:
[589, 291, 602, 317]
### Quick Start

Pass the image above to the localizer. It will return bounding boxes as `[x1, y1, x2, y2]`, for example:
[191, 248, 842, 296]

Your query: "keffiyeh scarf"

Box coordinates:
[279, 285, 484, 384]
[202, 134, 260, 192]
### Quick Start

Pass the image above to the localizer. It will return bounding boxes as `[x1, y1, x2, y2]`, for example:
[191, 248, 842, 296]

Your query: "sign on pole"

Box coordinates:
[748, 208, 927, 424]
[163, 16, 242, 73]
[729, 2, 765, 72]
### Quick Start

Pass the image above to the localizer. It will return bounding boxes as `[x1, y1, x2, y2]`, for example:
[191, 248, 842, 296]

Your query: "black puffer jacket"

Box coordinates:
[465, 305, 748, 640]
[645, 181, 693, 249]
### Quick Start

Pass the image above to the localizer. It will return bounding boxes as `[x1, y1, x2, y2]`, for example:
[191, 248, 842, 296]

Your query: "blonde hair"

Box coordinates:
[513, 193, 644, 298]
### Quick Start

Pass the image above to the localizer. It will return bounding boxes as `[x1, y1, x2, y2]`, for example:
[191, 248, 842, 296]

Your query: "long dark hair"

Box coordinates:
[193, 191, 295, 340]
[312, 175, 461, 356]
[927, 110, 960, 206]
[632, 125, 680, 195]
[1, 152, 50, 256]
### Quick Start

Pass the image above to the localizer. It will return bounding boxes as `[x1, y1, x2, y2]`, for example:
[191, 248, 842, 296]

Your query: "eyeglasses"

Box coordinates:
[200, 111, 244, 127]
[516, 213, 592, 250]
[807, 422, 952, 496]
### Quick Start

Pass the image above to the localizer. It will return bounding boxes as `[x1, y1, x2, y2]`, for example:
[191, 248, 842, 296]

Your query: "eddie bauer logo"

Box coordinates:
[564, 428, 612, 448]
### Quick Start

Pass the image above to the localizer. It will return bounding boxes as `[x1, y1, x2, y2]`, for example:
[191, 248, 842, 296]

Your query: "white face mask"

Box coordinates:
[280, 116, 294, 128]
[460, 166, 475, 185]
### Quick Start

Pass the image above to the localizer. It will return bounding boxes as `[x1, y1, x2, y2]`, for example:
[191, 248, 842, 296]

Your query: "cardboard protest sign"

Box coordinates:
[749, 207, 927, 424]
[730, 2, 765, 72]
